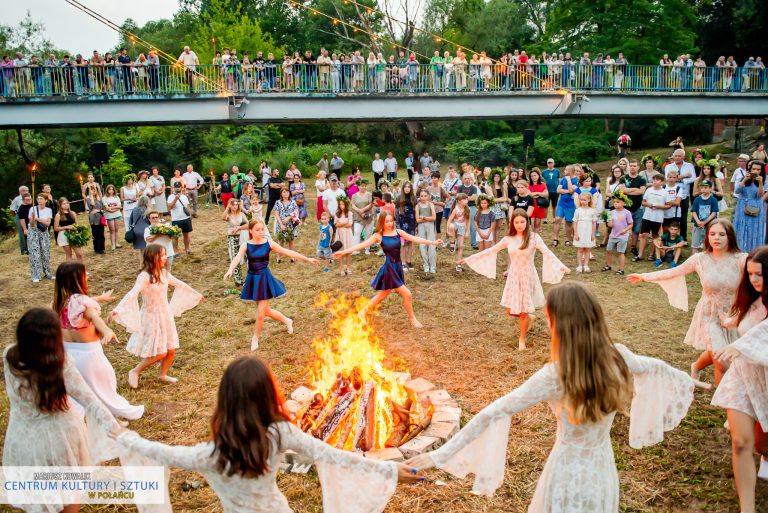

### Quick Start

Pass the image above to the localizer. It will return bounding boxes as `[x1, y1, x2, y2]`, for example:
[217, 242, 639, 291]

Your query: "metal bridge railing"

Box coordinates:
[1, 63, 766, 98]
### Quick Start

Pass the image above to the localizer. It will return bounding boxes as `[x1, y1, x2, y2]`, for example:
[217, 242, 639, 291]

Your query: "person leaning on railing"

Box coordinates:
[177, 45, 199, 93]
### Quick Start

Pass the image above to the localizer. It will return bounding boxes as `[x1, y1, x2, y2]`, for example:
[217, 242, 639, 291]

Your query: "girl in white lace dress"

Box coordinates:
[110, 356, 421, 513]
[3, 308, 120, 513]
[711, 246, 768, 513]
[459, 208, 570, 350]
[406, 283, 706, 512]
[110, 244, 203, 389]
[628, 219, 746, 384]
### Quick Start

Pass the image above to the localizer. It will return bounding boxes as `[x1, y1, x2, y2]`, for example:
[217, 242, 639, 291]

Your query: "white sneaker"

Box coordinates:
[376, 250, 384, 256]
[758, 456, 768, 480]
[402, 264, 409, 272]
[251, 335, 259, 351]
[584, 266, 591, 273]
[364, 250, 370, 255]
[423, 266, 429, 273]
[32, 278, 40, 283]
[429, 268, 436, 274]
[286, 318, 294, 335]
[576, 266, 583, 273]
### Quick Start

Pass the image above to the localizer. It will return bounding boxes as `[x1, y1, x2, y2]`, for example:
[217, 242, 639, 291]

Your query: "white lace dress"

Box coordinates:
[711, 302, 768, 427]
[640, 251, 746, 350]
[463, 234, 569, 315]
[116, 421, 398, 513]
[111, 271, 203, 358]
[428, 345, 696, 512]
[3, 346, 120, 513]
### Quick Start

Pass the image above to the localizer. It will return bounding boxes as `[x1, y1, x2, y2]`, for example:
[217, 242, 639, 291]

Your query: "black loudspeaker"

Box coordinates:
[523, 129, 535, 148]
[91, 142, 108, 165]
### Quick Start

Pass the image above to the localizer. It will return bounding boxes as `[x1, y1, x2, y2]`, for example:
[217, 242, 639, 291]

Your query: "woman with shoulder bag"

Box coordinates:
[733, 160, 767, 252]
[289, 174, 307, 224]
[351, 179, 374, 253]
[27, 193, 54, 283]
[86, 183, 107, 254]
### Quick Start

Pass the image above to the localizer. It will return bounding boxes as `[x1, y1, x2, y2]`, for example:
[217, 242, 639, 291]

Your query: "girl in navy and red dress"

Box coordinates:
[397, 182, 418, 271]
[333, 211, 442, 328]
[528, 169, 549, 234]
[225, 218, 319, 350]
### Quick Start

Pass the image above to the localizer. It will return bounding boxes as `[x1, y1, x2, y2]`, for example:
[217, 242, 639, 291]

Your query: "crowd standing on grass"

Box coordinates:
[4, 140, 768, 513]
[2, 46, 767, 97]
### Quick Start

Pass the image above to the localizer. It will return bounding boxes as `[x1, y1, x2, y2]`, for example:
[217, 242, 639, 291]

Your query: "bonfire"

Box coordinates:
[296, 293, 433, 452]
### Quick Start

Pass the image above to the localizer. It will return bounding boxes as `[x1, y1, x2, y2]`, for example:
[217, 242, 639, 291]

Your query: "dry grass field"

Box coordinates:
[0, 163, 765, 513]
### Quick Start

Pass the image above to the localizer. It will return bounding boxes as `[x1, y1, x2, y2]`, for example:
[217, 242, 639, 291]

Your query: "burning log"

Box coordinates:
[400, 404, 434, 445]
[385, 398, 413, 448]
[313, 390, 358, 442]
[299, 393, 325, 432]
[353, 381, 377, 452]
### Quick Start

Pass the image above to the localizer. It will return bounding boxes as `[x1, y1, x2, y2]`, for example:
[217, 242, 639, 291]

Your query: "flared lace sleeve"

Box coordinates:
[277, 422, 398, 513]
[67, 294, 101, 328]
[534, 233, 569, 284]
[615, 344, 695, 449]
[62, 355, 122, 463]
[463, 237, 511, 279]
[731, 318, 768, 365]
[117, 431, 214, 471]
[640, 253, 699, 311]
[429, 364, 561, 497]
[165, 273, 204, 317]
[111, 272, 150, 333]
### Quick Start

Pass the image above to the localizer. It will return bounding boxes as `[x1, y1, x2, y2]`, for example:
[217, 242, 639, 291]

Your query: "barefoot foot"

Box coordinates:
[411, 318, 423, 329]
[158, 375, 178, 384]
[286, 318, 294, 334]
[518, 339, 527, 350]
[128, 369, 139, 389]
[251, 335, 260, 351]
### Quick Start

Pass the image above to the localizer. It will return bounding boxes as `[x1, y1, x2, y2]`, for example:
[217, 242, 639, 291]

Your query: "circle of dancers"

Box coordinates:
[4, 213, 768, 513]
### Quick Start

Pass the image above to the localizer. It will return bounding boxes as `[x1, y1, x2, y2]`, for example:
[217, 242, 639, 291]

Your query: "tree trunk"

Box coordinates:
[405, 121, 424, 141]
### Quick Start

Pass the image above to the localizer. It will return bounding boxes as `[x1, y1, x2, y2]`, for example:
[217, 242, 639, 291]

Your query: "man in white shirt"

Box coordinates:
[330, 152, 344, 179]
[322, 176, 347, 223]
[404, 151, 415, 181]
[167, 182, 192, 254]
[182, 164, 205, 217]
[372, 153, 385, 190]
[730, 153, 750, 199]
[384, 152, 398, 183]
[177, 46, 200, 93]
[663, 149, 695, 240]
[10, 185, 29, 254]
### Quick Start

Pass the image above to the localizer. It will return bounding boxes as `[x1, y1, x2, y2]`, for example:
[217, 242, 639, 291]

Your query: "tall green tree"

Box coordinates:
[696, 0, 768, 63]
[545, 0, 698, 63]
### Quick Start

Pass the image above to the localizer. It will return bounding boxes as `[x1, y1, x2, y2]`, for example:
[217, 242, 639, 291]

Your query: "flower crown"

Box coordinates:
[695, 158, 723, 170]
[610, 190, 633, 207]
[641, 153, 662, 168]
[122, 173, 137, 185]
[477, 193, 496, 206]
[690, 147, 708, 162]
[490, 167, 504, 182]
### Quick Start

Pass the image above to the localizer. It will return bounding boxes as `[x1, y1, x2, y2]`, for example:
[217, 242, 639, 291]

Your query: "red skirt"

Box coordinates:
[316, 196, 324, 221]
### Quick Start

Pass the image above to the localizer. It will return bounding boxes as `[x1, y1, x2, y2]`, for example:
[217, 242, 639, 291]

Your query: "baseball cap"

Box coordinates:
[547, 158, 554, 164]
[330, 176, 338, 181]
[738, 154, 750, 161]
[700, 180, 713, 187]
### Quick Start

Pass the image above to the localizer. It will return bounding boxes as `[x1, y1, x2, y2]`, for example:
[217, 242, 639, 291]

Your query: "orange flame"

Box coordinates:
[309, 293, 411, 450]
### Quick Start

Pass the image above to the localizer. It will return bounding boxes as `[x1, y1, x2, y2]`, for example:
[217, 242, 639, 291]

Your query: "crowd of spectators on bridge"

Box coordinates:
[1, 45, 766, 97]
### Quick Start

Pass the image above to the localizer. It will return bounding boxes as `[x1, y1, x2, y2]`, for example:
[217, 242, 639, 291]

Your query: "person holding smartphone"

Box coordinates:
[167, 182, 193, 254]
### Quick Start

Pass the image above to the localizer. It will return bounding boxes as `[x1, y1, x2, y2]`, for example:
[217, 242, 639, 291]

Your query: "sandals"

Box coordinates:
[601, 265, 612, 272]
[564, 241, 571, 247]
[615, 269, 625, 275]
[552, 239, 559, 247]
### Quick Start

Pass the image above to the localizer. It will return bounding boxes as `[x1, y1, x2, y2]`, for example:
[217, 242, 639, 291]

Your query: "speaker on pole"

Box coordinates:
[523, 129, 536, 148]
[91, 142, 108, 165]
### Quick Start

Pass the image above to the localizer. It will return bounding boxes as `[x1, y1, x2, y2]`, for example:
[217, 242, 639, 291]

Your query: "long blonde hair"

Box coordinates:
[545, 282, 632, 424]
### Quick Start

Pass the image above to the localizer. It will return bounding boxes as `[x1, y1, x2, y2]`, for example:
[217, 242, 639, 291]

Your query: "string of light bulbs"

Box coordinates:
[312, 0, 563, 91]
[63, 0, 230, 94]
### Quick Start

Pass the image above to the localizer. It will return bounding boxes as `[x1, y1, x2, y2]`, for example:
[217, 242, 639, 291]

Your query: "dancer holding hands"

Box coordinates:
[459, 208, 570, 349]
[224, 218, 319, 350]
[628, 219, 746, 384]
[406, 282, 708, 512]
[712, 246, 768, 513]
[333, 211, 442, 328]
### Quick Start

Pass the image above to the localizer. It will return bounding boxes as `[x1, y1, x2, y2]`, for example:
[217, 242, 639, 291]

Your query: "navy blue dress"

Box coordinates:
[371, 234, 405, 290]
[240, 242, 286, 301]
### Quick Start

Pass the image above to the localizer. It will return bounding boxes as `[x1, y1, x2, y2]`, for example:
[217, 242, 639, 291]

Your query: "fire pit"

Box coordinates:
[285, 294, 461, 463]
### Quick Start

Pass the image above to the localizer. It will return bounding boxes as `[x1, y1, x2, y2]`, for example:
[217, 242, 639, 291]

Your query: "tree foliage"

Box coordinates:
[697, 0, 768, 64]
[544, 0, 698, 63]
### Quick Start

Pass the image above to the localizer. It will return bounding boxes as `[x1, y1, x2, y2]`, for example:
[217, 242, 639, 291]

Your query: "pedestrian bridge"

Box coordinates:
[2, 63, 767, 128]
